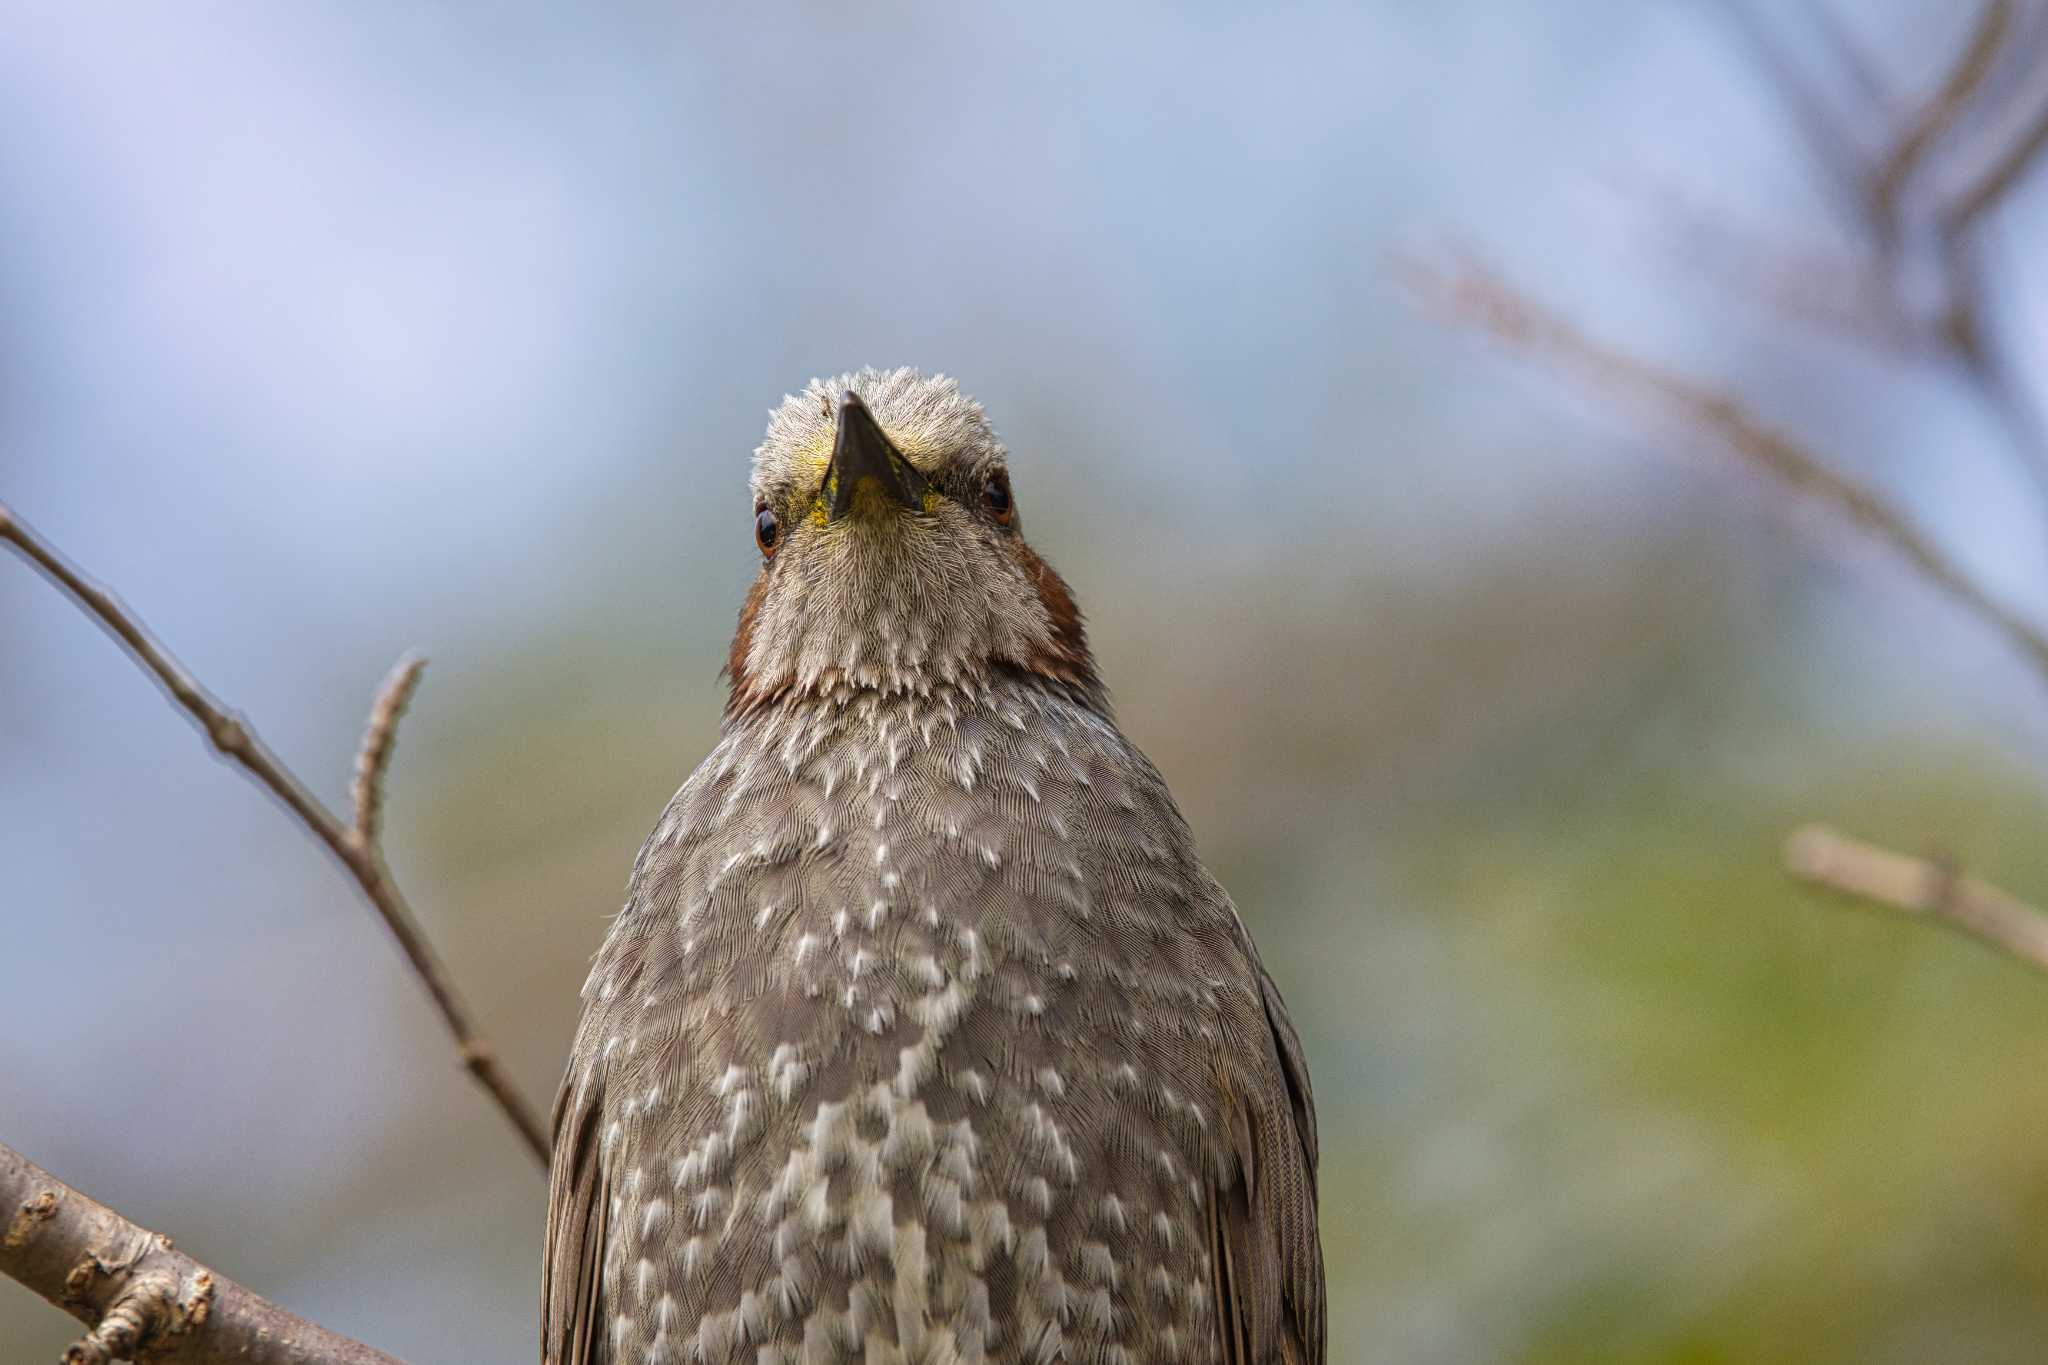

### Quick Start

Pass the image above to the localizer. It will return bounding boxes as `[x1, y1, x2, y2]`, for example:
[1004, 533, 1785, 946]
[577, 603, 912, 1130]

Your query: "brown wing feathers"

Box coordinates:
[1209, 971, 1326, 1365]
[543, 1072, 611, 1365]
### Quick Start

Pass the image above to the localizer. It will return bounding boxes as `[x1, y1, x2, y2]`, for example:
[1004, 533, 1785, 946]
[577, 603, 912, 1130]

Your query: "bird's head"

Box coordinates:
[724, 368, 1098, 715]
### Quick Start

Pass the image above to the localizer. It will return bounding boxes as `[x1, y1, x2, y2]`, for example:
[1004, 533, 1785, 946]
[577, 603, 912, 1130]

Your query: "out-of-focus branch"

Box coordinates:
[1691, 0, 2048, 502]
[1944, 84, 2048, 239]
[0, 502, 550, 1168]
[1871, 0, 2009, 240]
[1404, 253, 2048, 689]
[1785, 825, 2048, 976]
[1935, 78, 2048, 486]
[2, 1142, 406, 1365]
[1971, 2, 2048, 118]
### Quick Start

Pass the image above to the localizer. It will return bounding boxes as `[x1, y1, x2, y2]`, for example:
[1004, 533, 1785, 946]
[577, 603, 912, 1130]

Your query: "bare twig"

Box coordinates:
[1937, 117, 2048, 498]
[2, 1141, 405, 1365]
[1970, 1, 2048, 119]
[1691, 0, 2048, 502]
[1943, 84, 2048, 239]
[1785, 825, 2048, 975]
[1871, 0, 2010, 241]
[0, 502, 549, 1167]
[350, 652, 427, 851]
[1405, 253, 2048, 689]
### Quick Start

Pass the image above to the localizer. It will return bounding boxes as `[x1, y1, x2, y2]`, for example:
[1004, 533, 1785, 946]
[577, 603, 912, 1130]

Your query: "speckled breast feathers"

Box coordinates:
[544, 369, 1323, 1365]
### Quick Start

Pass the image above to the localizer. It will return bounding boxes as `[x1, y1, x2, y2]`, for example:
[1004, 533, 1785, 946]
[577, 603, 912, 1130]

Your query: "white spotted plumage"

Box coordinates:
[543, 372, 1323, 1365]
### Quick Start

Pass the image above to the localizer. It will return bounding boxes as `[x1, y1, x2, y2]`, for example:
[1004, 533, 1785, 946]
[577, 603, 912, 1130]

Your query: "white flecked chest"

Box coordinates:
[571, 678, 1241, 1365]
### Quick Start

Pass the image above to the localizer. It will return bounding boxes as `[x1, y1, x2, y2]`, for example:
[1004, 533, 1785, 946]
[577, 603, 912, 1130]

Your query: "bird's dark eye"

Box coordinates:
[982, 472, 1014, 526]
[754, 505, 780, 557]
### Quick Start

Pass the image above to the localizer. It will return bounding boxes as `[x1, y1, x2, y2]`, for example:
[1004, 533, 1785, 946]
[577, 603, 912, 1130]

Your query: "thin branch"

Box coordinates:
[1943, 82, 2048, 239]
[2, 1141, 405, 1365]
[1785, 824, 2048, 975]
[1936, 88, 2048, 504]
[1870, 0, 2010, 241]
[350, 652, 427, 851]
[1939, 222, 2048, 488]
[1687, 1, 2048, 500]
[1969, 1, 2048, 121]
[0, 502, 549, 1168]
[1404, 253, 2048, 690]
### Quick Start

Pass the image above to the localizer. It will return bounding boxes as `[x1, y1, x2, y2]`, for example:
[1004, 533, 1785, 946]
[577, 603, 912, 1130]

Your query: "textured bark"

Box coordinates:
[1, 1142, 406, 1365]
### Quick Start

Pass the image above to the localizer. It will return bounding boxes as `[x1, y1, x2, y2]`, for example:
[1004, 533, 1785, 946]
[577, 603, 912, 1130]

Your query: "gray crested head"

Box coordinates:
[724, 367, 1098, 713]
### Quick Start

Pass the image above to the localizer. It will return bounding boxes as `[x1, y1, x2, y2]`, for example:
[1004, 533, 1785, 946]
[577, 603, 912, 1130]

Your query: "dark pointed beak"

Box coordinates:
[828, 391, 928, 520]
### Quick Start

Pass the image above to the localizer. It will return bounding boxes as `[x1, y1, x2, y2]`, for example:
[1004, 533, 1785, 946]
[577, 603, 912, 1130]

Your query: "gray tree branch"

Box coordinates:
[0, 501, 549, 1165]
[1871, 0, 2010, 241]
[2, 1142, 406, 1365]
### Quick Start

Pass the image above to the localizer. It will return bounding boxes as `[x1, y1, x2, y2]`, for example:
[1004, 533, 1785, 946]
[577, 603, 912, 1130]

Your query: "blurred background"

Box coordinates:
[7, 3, 2048, 1361]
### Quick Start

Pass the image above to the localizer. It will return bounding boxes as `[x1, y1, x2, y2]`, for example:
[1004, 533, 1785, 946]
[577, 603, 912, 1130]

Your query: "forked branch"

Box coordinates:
[1871, 0, 2010, 238]
[0, 502, 549, 1166]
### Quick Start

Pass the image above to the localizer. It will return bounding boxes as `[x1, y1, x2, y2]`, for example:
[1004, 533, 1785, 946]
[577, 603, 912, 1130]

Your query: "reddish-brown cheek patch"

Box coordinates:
[1014, 541, 1098, 687]
[722, 571, 772, 709]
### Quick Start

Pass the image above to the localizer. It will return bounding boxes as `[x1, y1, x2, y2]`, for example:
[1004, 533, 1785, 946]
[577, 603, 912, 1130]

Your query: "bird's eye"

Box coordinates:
[982, 472, 1014, 526]
[754, 505, 780, 557]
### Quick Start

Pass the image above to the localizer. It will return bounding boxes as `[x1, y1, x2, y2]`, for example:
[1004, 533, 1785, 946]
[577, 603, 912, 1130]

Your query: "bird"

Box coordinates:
[543, 368, 1324, 1365]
